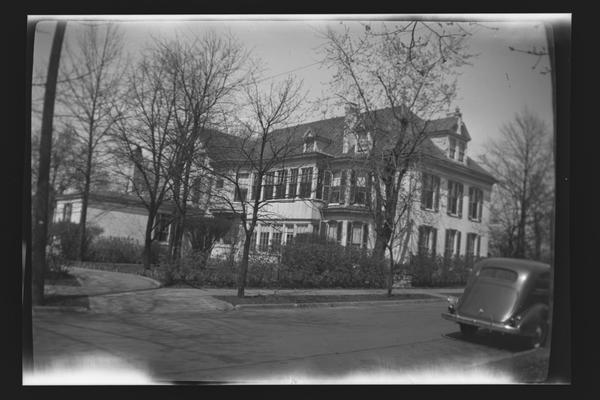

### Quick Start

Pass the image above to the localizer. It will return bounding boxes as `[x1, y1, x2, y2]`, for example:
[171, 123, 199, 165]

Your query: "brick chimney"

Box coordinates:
[343, 102, 359, 153]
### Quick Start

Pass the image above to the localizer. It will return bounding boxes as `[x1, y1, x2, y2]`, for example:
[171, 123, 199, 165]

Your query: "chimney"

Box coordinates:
[343, 102, 359, 153]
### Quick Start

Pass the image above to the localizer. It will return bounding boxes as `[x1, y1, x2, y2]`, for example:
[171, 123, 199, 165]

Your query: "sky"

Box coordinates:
[29, 14, 569, 160]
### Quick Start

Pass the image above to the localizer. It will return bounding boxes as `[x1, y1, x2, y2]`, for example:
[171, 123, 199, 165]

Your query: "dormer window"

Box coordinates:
[449, 137, 457, 159]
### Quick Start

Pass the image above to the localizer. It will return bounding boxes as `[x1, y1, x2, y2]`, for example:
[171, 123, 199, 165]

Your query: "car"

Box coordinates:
[441, 257, 551, 349]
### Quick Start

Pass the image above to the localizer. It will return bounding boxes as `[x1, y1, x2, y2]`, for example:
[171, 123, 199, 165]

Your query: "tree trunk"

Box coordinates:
[31, 21, 66, 306]
[142, 209, 157, 269]
[77, 167, 91, 261]
[237, 231, 253, 297]
[387, 246, 395, 296]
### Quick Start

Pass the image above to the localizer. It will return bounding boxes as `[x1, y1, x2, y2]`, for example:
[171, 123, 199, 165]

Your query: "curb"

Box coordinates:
[233, 297, 444, 310]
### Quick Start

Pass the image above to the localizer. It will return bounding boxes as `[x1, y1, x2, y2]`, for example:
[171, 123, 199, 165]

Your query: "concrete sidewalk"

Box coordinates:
[38, 267, 464, 314]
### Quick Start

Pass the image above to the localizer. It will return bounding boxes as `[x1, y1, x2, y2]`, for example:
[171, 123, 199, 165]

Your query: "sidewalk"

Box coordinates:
[38, 267, 464, 314]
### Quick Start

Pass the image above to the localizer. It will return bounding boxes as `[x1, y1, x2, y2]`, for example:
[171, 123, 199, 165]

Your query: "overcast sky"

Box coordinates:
[30, 14, 569, 160]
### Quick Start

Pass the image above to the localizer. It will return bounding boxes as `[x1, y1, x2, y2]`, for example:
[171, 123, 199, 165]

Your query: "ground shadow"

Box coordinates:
[443, 330, 533, 352]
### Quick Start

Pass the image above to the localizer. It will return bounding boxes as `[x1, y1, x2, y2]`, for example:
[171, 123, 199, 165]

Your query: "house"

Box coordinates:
[53, 190, 176, 246]
[206, 105, 496, 262]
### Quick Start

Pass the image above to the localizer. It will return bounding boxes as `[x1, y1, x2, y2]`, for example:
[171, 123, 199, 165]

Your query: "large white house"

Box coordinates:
[53, 105, 496, 262]
[205, 105, 496, 261]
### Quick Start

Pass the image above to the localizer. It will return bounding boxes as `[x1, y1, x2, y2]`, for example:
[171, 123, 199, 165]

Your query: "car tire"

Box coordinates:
[459, 323, 478, 337]
[528, 322, 548, 349]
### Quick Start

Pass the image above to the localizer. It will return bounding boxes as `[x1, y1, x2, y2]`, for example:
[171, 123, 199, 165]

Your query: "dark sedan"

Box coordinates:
[442, 257, 551, 349]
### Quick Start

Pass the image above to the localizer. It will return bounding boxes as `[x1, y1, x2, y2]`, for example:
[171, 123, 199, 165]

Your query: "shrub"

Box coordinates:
[48, 221, 103, 260]
[86, 236, 143, 264]
[401, 253, 478, 287]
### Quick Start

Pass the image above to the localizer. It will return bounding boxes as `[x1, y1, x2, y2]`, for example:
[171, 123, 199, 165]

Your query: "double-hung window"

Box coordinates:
[154, 213, 171, 242]
[447, 180, 464, 217]
[275, 170, 286, 199]
[62, 203, 72, 222]
[421, 173, 440, 211]
[263, 172, 275, 200]
[449, 137, 457, 159]
[258, 231, 270, 252]
[288, 168, 298, 198]
[418, 225, 437, 255]
[468, 187, 483, 221]
[299, 167, 313, 198]
[466, 233, 481, 257]
[329, 170, 345, 204]
[444, 229, 461, 257]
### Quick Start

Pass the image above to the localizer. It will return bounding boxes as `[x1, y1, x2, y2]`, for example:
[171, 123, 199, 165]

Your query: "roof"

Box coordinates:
[202, 106, 494, 183]
[476, 257, 550, 276]
[55, 190, 188, 214]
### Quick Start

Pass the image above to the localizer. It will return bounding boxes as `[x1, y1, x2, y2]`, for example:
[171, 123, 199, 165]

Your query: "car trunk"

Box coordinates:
[458, 279, 518, 324]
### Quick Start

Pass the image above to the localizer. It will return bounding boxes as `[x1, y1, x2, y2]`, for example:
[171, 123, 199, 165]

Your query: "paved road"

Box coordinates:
[32, 301, 533, 383]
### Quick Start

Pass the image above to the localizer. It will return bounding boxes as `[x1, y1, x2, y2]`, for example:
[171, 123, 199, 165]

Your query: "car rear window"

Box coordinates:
[478, 267, 518, 282]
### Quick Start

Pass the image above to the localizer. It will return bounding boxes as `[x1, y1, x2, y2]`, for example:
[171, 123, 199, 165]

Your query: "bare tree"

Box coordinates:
[320, 21, 474, 295]
[111, 48, 179, 269]
[204, 75, 306, 297]
[480, 107, 553, 260]
[56, 22, 126, 260]
[148, 31, 252, 261]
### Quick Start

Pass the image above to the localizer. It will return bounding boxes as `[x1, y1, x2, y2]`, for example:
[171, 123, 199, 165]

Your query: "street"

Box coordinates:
[31, 301, 534, 383]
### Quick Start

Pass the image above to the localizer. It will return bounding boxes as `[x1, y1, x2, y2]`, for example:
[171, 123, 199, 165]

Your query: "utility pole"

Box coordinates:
[31, 20, 66, 306]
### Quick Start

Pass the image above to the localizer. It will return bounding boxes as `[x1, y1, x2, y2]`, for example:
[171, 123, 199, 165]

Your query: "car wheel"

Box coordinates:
[459, 323, 478, 337]
[529, 322, 548, 349]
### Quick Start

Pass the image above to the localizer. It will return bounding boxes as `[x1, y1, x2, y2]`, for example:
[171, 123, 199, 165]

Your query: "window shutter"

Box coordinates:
[445, 229, 451, 256]
[366, 172, 372, 208]
[478, 192, 483, 220]
[432, 229, 437, 255]
[336, 222, 343, 244]
[349, 170, 356, 204]
[340, 170, 347, 203]
[434, 177, 440, 211]
[458, 184, 463, 218]
[362, 223, 369, 248]
[456, 231, 461, 256]
[320, 221, 327, 240]
[476, 235, 481, 257]
[346, 221, 352, 246]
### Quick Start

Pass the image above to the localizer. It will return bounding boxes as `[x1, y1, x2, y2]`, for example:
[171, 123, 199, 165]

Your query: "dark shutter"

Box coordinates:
[456, 231, 461, 256]
[458, 184, 463, 217]
[444, 229, 451, 256]
[320, 221, 327, 240]
[432, 228, 437, 255]
[336, 222, 342, 244]
[362, 223, 369, 248]
[434, 176, 440, 211]
[476, 235, 481, 257]
[346, 221, 352, 246]
[365, 172, 372, 208]
[340, 170, 347, 203]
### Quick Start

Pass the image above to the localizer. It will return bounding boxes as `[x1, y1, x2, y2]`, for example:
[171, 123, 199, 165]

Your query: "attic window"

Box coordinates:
[458, 141, 466, 162]
[449, 137, 457, 159]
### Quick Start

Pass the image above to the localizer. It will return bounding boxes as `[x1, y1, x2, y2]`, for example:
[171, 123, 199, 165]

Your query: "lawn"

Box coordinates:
[214, 293, 436, 306]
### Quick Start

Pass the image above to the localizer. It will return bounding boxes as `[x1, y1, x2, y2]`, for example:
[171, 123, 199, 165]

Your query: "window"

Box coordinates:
[468, 187, 483, 221]
[233, 186, 247, 202]
[421, 173, 440, 211]
[250, 231, 257, 251]
[444, 229, 461, 257]
[362, 223, 369, 248]
[329, 170, 346, 204]
[458, 142, 466, 162]
[299, 167, 313, 198]
[466, 233, 481, 257]
[316, 169, 324, 200]
[449, 137, 457, 159]
[303, 139, 315, 153]
[285, 224, 294, 244]
[288, 168, 298, 198]
[275, 170, 286, 199]
[447, 180, 464, 217]
[154, 213, 171, 242]
[350, 170, 367, 205]
[418, 225, 437, 255]
[251, 173, 261, 200]
[336, 222, 343, 245]
[215, 178, 224, 189]
[356, 132, 370, 153]
[322, 171, 332, 202]
[191, 177, 202, 204]
[263, 172, 275, 200]
[271, 231, 283, 252]
[327, 221, 338, 241]
[62, 203, 72, 222]
[479, 267, 518, 282]
[259, 232, 270, 252]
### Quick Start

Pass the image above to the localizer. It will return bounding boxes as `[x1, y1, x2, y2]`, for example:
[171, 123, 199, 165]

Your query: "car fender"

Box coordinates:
[517, 303, 549, 335]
